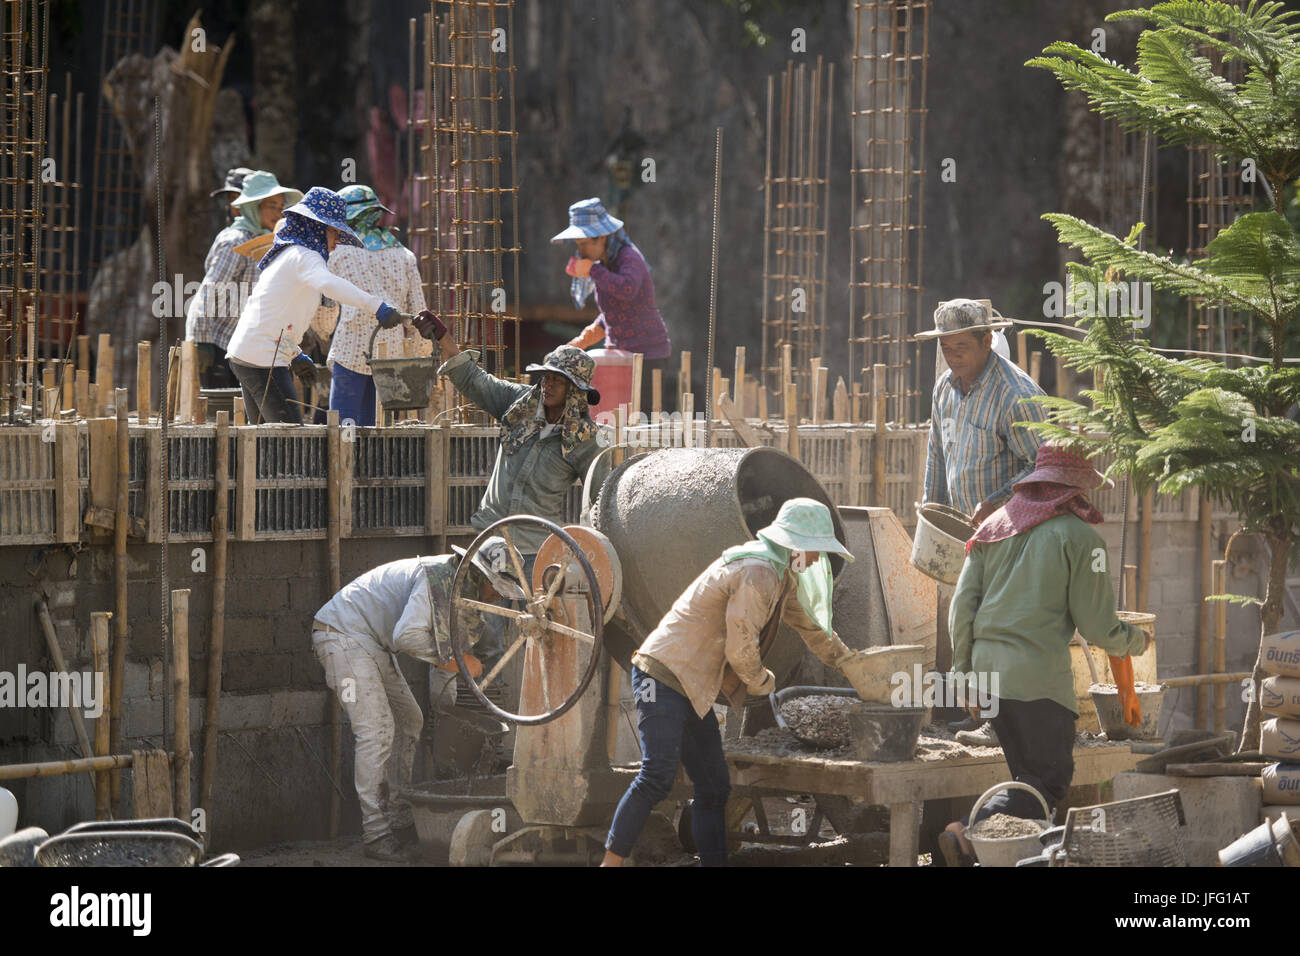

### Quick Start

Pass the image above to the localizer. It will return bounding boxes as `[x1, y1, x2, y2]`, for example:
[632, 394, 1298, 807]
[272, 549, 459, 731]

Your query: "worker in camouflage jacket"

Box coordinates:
[311, 537, 526, 862]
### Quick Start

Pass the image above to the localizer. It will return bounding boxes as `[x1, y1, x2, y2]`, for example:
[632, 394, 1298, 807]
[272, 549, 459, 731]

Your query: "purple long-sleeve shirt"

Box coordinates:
[589, 244, 671, 359]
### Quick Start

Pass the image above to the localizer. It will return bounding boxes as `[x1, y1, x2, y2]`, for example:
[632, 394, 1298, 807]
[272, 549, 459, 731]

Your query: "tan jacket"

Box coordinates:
[633, 556, 853, 718]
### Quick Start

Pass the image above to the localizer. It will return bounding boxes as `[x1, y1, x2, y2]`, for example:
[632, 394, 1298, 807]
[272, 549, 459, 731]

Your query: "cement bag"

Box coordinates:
[1262, 676, 1300, 718]
[1262, 762, 1300, 805]
[1261, 718, 1300, 761]
[1261, 631, 1300, 677]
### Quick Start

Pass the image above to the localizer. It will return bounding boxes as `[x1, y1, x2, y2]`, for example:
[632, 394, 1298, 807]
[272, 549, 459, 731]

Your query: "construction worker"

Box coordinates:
[937, 444, 1150, 866]
[226, 187, 416, 424]
[915, 298, 1048, 744]
[311, 537, 527, 862]
[601, 498, 857, 867]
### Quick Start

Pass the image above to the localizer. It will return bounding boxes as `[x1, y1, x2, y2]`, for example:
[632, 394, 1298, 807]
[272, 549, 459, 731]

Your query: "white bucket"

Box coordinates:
[0, 787, 16, 839]
[910, 503, 974, 585]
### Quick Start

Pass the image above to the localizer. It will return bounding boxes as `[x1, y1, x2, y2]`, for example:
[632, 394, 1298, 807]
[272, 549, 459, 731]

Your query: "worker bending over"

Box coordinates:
[602, 498, 857, 867]
[311, 537, 527, 862]
[938, 444, 1149, 866]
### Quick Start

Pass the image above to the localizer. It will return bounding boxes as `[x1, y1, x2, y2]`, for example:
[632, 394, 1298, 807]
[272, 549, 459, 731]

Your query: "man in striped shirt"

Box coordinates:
[918, 299, 1047, 527]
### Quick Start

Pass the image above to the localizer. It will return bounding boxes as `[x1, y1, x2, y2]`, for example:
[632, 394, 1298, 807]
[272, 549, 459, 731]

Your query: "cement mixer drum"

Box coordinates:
[592, 447, 849, 683]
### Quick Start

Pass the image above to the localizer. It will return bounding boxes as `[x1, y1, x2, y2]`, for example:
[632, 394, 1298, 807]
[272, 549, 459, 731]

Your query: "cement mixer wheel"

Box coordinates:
[450, 516, 605, 726]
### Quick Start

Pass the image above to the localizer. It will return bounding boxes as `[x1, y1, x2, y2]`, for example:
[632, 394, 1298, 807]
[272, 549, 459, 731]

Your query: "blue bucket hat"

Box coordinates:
[282, 187, 364, 248]
[550, 198, 624, 243]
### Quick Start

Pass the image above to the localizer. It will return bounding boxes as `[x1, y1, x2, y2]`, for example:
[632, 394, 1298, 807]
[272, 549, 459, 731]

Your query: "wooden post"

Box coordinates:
[35, 600, 95, 769]
[711, 367, 723, 420]
[733, 346, 745, 406]
[327, 410, 343, 836]
[1017, 331, 1029, 373]
[171, 589, 192, 820]
[234, 428, 257, 540]
[74, 369, 89, 417]
[233, 395, 246, 426]
[40, 365, 54, 417]
[833, 377, 849, 422]
[136, 341, 152, 421]
[109, 389, 130, 808]
[758, 384, 768, 421]
[781, 343, 793, 390]
[55, 423, 78, 542]
[76, 333, 90, 372]
[199, 411, 231, 832]
[784, 382, 799, 459]
[717, 393, 757, 447]
[165, 346, 181, 423]
[178, 340, 199, 424]
[25, 307, 36, 410]
[678, 351, 691, 413]
[91, 612, 112, 819]
[630, 352, 643, 420]
[1029, 351, 1042, 386]
[872, 363, 887, 507]
[650, 369, 663, 417]
[425, 424, 446, 537]
[682, 392, 695, 448]
[1197, 493, 1213, 729]
[61, 360, 74, 414]
[1137, 488, 1154, 613]
[1123, 565, 1137, 612]
[812, 367, 827, 425]
[1212, 559, 1227, 734]
[95, 333, 114, 417]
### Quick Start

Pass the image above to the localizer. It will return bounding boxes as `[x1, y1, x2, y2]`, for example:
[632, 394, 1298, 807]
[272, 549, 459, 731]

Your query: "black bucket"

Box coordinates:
[846, 702, 925, 762]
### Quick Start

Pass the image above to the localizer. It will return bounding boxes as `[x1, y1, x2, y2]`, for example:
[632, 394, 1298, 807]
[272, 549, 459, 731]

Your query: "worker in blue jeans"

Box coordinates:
[602, 498, 856, 866]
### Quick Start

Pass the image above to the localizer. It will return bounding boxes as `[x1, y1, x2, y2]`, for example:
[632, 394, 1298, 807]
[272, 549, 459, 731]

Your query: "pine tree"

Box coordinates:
[1027, 1, 1300, 749]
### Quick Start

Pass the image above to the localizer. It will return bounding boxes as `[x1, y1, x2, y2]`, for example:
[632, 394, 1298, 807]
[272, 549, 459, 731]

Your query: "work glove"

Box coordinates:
[375, 302, 405, 329]
[746, 668, 776, 697]
[290, 353, 317, 388]
[435, 653, 483, 681]
[1108, 654, 1142, 728]
[412, 310, 448, 341]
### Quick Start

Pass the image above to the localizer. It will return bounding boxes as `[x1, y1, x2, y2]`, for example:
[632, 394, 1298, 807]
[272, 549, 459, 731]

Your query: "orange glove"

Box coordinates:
[436, 653, 483, 681]
[1108, 654, 1141, 727]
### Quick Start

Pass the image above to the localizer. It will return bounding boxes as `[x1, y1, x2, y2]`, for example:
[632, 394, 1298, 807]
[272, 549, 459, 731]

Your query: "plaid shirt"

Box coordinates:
[923, 352, 1047, 515]
[186, 223, 261, 349]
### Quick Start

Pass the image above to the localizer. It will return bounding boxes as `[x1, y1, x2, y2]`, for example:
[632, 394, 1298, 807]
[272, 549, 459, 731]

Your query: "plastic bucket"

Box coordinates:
[1218, 820, 1283, 867]
[966, 782, 1052, 867]
[910, 503, 973, 585]
[844, 702, 925, 762]
[840, 644, 929, 704]
[1090, 683, 1165, 741]
[588, 348, 635, 420]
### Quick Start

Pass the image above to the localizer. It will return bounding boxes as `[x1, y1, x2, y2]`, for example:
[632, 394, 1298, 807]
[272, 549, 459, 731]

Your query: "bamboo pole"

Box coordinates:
[62, 360, 73, 414]
[25, 308, 36, 410]
[35, 598, 95, 765]
[784, 382, 799, 459]
[1197, 492, 1213, 729]
[172, 589, 192, 821]
[76, 333, 89, 372]
[233, 395, 246, 426]
[136, 341, 152, 421]
[95, 333, 113, 416]
[812, 366, 827, 425]
[733, 346, 745, 407]
[650, 369, 662, 417]
[833, 376, 848, 422]
[109, 389, 129, 808]
[872, 363, 886, 507]
[327, 410, 343, 836]
[91, 612, 111, 819]
[1161, 672, 1251, 689]
[678, 351, 690, 413]
[1137, 487, 1153, 612]
[630, 352, 643, 419]
[1029, 352, 1042, 386]
[1212, 559, 1227, 734]
[1017, 331, 1029, 373]
[0, 753, 145, 782]
[74, 368, 89, 417]
[1123, 565, 1137, 612]
[199, 411, 230, 831]
[682, 392, 695, 448]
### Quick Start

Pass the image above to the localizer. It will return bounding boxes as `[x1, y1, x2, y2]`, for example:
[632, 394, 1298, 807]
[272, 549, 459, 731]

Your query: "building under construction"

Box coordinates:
[0, 0, 1295, 889]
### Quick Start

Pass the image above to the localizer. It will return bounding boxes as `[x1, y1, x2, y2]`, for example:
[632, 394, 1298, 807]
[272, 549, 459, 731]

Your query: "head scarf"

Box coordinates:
[499, 383, 598, 465]
[350, 205, 401, 251]
[235, 200, 271, 238]
[720, 534, 836, 638]
[571, 228, 636, 308]
[966, 482, 1104, 553]
[259, 212, 332, 271]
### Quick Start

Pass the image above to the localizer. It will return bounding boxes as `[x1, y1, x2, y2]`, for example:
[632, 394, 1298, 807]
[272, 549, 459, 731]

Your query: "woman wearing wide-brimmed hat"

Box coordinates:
[601, 498, 856, 867]
[551, 198, 672, 389]
[185, 170, 300, 389]
[937, 443, 1150, 867]
[226, 186, 416, 424]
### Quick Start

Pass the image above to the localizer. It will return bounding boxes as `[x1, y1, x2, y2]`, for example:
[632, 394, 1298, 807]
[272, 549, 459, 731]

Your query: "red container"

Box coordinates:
[587, 348, 634, 421]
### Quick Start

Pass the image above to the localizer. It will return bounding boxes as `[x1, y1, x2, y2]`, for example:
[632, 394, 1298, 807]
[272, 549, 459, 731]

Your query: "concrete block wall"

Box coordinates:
[0, 534, 461, 851]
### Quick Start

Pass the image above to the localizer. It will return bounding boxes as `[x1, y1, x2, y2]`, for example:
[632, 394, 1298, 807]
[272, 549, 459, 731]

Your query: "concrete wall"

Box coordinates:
[0, 534, 467, 851]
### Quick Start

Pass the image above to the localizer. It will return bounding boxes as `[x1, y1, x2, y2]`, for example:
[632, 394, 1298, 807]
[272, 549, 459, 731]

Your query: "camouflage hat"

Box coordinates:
[913, 298, 1013, 340]
[525, 345, 601, 405]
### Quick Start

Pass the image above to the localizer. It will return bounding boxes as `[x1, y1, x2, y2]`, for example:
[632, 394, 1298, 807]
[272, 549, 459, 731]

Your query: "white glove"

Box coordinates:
[747, 668, 776, 697]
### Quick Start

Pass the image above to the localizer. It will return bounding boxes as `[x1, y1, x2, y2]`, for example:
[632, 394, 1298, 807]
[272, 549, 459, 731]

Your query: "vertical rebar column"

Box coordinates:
[848, 0, 930, 424]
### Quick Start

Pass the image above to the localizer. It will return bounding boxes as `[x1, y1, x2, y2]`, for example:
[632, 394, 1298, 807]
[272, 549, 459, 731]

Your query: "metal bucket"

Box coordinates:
[366, 325, 437, 411]
[845, 702, 926, 762]
[910, 503, 973, 585]
[839, 644, 928, 704]
[965, 782, 1052, 867]
[593, 447, 847, 680]
[1090, 683, 1166, 740]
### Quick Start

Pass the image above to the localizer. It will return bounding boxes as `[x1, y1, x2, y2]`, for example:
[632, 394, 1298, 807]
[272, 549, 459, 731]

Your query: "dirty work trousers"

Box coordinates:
[312, 628, 424, 843]
[962, 697, 1075, 826]
[230, 358, 303, 425]
[329, 363, 376, 428]
[606, 666, 731, 865]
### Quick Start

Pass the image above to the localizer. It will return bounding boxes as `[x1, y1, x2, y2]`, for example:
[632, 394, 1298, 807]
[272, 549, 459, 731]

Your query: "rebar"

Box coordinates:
[848, 0, 930, 425]
[410, 1, 522, 389]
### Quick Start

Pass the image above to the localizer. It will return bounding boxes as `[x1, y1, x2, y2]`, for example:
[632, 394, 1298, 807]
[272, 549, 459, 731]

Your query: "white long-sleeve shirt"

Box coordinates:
[313, 555, 484, 663]
[227, 245, 384, 368]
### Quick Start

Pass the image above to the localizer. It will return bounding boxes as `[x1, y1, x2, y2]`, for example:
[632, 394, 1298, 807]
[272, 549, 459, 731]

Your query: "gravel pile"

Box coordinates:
[968, 813, 1045, 840]
[779, 695, 856, 748]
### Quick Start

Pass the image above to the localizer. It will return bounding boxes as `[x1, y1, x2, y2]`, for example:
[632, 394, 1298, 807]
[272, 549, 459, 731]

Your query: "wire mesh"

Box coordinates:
[1057, 789, 1187, 867]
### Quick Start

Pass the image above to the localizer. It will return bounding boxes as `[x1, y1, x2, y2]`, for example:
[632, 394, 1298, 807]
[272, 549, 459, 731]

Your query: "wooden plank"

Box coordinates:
[812, 366, 827, 425]
[87, 417, 116, 539]
[732, 346, 745, 406]
[1029, 351, 1042, 386]
[131, 749, 174, 819]
[178, 340, 198, 424]
[145, 428, 162, 542]
[784, 382, 799, 459]
[682, 392, 695, 448]
[678, 351, 690, 413]
[650, 369, 662, 416]
[872, 363, 887, 507]
[61, 360, 74, 414]
[171, 588, 192, 820]
[716, 393, 757, 447]
[91, 612, 112, 819]
[425, 426, 446, 535]
[76, 333, 90, 372]
[136, 341, 152, 421]
[1166, 762, 1267, 777]
[781, 343, 792, 390]
[54, 422, 79, 542]
[1197, 490, 1213, 729]
[233, 395, 246, 426]
[630, 352, 643, 419]
[833, 376, 849, 423]
[758, 383, 768, 421]
[74, 369, 89, 418]
[95, 335, 114, 417]
[888, 800, 920, 867]
[235, 427, 257, 540]
[1017, 331, 1029, 372]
